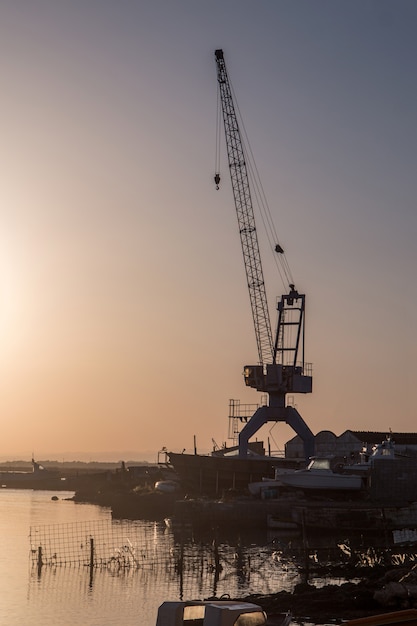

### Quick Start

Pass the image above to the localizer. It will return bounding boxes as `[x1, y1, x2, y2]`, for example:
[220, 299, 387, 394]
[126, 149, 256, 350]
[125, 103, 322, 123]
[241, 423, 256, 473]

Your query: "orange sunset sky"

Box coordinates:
[0, 1, 416, 461]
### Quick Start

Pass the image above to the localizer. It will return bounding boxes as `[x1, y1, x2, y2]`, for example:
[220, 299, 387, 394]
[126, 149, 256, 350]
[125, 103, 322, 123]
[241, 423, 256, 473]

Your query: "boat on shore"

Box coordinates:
[250, 436, 399, 497]
[166, 443, 304, 496]
[278, 456, 363, 491]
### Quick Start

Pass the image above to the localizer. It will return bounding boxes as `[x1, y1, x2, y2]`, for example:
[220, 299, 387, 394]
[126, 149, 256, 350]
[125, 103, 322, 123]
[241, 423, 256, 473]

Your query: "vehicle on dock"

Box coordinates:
[156, 600, 291, 626]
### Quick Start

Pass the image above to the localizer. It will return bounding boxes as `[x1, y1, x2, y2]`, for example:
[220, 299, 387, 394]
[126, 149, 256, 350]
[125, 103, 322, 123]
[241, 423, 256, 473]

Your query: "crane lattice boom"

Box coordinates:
[215, 49, 273, 365]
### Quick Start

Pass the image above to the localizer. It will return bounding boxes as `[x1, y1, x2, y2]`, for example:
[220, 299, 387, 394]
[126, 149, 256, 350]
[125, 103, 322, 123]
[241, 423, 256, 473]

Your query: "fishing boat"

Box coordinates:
[0, 458, 64, 489]
[166, 444, 302, 496]
[343, 435, 397, 475]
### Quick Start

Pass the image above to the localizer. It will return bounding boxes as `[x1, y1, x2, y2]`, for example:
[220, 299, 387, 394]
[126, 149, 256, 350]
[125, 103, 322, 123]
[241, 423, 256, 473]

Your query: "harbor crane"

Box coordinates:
[214, 49, 315, 460]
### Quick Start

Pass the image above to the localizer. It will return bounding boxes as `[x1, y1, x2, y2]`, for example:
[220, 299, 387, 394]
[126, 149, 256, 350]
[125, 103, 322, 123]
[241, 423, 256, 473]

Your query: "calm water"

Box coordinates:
[0, 489, 307, 625]
[6, 488, 392, 625]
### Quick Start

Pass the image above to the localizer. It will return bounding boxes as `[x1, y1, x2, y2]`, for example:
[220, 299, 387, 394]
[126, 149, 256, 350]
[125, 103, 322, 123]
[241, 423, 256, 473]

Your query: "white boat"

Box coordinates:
[278, 457, 363, 491]
[249, 435, 398, 496]
[273, 436, 398, 492]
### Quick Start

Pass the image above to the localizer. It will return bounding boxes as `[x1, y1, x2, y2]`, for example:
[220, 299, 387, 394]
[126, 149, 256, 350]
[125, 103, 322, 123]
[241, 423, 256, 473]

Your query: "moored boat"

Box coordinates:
[0, 458, 65, 489]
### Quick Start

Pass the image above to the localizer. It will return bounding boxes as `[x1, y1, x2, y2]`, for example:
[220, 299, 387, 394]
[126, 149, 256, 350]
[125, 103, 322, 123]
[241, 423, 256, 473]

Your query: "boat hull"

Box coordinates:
[279, 470, 362, 490]
[167, 452, 302, 496]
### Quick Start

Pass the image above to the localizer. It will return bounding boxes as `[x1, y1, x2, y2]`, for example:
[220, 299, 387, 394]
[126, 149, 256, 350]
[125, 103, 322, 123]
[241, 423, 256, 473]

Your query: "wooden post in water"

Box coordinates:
[212, 536, 221, 596]
[89, 538, 94, 588]
[89, 537, 94, 569]
[37, 546, 43, 575]
[178, 536, 184, 600]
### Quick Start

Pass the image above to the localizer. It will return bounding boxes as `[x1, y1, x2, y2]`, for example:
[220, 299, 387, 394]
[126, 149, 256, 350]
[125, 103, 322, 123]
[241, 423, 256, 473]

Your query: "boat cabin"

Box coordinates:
[156, 601, 267, 626]
[307, 457, 332, 471]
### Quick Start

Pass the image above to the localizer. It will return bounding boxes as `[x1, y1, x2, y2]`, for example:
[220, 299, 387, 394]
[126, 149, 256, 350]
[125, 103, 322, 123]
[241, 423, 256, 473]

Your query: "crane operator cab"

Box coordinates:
[243, 362, 311, 394]
[155, 600, 267, 626]
[243, 288, 312, 396]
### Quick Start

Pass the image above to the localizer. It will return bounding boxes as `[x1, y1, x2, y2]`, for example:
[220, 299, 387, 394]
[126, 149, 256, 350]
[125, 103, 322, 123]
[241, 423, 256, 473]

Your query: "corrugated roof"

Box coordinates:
[351, 431, 417, 445]
[286, 430, 417, 446]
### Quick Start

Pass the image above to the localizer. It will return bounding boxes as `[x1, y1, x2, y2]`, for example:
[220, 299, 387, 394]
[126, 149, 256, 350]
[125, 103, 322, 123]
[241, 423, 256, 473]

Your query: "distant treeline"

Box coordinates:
[0, 460, 156, 471]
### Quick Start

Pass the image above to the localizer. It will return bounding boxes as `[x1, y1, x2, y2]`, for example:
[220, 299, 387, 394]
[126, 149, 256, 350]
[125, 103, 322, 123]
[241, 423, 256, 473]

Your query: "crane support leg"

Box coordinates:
[238, 407, 269, 458]
[238, 406, 315, 461]
[284, 406, 315, 460]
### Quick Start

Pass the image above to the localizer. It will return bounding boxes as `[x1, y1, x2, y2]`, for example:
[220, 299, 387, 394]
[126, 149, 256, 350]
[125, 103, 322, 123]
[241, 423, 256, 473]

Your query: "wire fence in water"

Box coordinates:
[29, 519, 174, 569]
[28, 518, 303, 598]
[28, 517, 300, 591]
[30, 517, 417, 583]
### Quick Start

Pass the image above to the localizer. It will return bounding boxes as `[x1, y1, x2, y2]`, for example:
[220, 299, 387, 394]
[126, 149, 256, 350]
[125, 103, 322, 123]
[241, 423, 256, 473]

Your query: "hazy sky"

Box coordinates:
[0, 1, 416, 461]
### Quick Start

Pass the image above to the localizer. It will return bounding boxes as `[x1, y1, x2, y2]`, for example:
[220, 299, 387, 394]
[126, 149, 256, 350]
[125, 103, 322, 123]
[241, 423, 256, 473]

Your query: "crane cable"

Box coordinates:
[215, 77, 295, 293]
[214, 88, 221, 190]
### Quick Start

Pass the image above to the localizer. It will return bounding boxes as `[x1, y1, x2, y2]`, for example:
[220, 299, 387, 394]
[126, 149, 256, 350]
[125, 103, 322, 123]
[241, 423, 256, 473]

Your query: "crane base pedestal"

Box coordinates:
[238, 405, 315, 461]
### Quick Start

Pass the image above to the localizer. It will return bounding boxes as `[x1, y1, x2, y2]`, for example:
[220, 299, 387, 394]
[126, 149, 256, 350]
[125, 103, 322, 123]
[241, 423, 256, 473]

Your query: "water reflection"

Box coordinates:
[29, 520, 302, 598]
[27, 517, 417, 626]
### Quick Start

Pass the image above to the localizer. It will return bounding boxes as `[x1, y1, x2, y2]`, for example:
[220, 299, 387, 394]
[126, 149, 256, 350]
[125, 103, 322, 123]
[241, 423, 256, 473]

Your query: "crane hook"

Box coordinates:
[214, 173, 220, 190]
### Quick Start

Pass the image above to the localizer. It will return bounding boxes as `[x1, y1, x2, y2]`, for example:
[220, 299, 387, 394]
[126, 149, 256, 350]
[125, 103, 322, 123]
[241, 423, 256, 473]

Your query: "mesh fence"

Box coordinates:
[29, 519, 174, 569]
[30, 518, 417, 577]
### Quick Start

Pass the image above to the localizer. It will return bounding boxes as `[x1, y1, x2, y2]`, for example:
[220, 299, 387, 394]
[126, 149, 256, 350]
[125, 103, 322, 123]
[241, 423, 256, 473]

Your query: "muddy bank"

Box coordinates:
[244, 581, 378, 623]
[235, 566, 417, 623]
